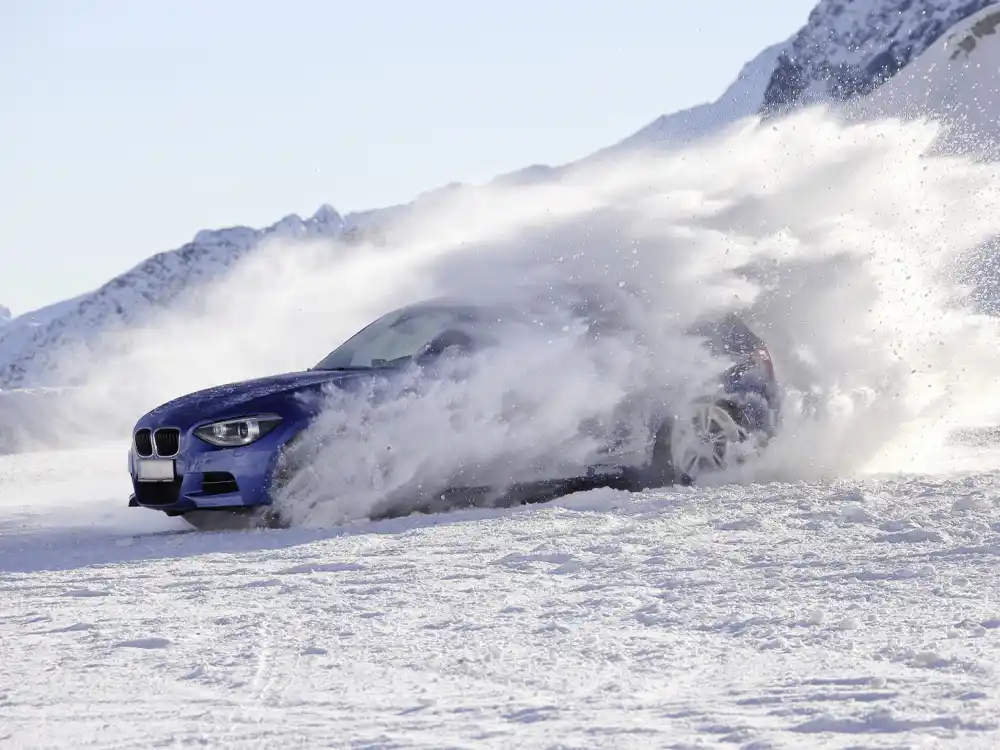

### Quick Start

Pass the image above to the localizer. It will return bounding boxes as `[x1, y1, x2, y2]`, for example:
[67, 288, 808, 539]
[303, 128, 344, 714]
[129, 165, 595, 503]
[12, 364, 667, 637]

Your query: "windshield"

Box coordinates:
[313, 303, 515, 370]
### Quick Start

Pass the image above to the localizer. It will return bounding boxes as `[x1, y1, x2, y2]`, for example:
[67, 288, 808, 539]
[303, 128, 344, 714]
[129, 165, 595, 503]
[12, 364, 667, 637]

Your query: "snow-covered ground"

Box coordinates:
[3, 442, 1000, 748]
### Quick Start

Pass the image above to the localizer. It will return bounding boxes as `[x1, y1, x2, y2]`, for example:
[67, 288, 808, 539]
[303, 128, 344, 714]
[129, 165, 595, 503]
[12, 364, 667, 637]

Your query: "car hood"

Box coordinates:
[137, 368, 381, 429]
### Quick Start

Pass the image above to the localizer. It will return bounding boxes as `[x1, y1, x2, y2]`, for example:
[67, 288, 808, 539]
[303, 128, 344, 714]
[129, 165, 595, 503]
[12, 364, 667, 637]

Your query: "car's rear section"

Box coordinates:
[654, 313, 782, 484]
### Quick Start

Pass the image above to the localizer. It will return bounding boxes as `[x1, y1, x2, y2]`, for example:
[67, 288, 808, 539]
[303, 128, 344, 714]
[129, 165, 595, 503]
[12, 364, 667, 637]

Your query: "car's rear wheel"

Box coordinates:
[651, 398, 759, 486]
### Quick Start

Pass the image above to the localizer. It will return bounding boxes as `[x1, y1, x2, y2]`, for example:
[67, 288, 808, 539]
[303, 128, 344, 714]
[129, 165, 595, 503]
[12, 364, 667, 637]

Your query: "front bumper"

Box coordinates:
[128, 421, 299, 514]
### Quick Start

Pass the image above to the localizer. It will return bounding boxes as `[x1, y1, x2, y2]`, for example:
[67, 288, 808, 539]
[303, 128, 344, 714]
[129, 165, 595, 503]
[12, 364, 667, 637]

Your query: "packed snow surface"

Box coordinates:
[3, 444, 1000, 748]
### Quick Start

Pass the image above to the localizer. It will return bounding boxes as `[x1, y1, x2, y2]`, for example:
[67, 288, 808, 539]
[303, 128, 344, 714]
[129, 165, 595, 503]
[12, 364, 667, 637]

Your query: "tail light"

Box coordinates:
[754, 345, 775, 380]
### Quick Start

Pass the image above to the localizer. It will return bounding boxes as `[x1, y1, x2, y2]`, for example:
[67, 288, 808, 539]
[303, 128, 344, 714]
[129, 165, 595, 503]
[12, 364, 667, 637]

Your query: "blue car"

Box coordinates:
[128, 295, 781, 530]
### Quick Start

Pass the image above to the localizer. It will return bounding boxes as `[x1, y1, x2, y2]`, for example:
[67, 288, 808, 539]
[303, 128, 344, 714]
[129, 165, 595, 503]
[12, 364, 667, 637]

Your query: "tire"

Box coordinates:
[648, 420, 680, 487]
[650, 397, 759, 486]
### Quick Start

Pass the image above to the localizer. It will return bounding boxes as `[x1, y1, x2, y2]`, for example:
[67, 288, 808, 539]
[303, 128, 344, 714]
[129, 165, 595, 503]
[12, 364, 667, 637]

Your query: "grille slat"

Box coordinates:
[134, 429, 153, 457]
[154, 428, 180, 456]
[134, 478, 182, 506]
[201, 472, 239, 496]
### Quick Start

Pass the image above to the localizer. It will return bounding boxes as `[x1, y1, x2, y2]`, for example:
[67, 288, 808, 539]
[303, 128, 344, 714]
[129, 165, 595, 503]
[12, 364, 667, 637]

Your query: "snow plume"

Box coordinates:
[272, 299, 720, 526]
[41, 106, 1000, 521]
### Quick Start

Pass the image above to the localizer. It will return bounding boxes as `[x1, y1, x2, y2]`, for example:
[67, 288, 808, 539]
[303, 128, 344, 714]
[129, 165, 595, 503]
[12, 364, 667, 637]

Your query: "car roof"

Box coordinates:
[389, 292, 760, 344]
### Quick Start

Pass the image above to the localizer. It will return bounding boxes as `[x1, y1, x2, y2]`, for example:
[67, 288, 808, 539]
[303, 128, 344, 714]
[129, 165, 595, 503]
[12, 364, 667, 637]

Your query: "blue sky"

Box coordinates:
[2, 0, 813, 315]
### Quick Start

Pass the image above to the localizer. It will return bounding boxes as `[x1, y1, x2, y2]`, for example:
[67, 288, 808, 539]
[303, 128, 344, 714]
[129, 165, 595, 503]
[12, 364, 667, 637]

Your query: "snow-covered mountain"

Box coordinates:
[592, 0, 999, 155]
[2, 0, 998, 390]
[760, 0, 998, 111]
[0, 305, 10, 327]
[0, 206, 345, 388]
[863, 3, 1000, 154]
[586, 42, 790, 157]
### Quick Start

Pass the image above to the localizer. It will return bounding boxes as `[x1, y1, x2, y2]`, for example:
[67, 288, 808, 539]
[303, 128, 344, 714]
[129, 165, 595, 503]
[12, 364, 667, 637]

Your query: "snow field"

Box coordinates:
[2, 446, 1000, 748]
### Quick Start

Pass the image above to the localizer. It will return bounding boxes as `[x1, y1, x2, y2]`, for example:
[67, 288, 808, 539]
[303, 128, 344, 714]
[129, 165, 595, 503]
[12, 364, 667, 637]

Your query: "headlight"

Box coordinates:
[194, 415, 282, 447]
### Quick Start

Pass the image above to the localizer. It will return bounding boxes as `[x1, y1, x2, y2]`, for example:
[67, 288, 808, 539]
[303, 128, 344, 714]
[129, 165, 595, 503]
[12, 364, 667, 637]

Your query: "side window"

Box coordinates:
[349, 310, 455, 367]
[690, 315, 757, 358]
[314, 305, 520, 370]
